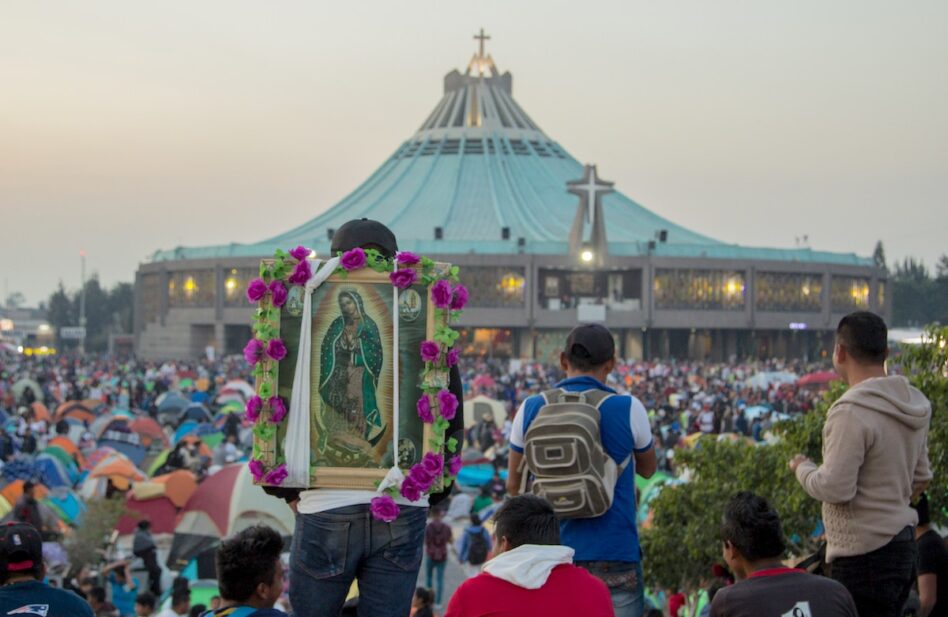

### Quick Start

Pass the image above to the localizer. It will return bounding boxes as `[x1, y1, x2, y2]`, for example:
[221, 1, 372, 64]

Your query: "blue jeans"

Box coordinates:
[575, 560, 644, 617]
[289, 505, 427, 617]
[424, 558, 446, 605]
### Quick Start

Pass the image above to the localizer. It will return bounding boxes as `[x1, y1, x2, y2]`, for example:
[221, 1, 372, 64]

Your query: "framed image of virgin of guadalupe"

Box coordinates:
[253, 265, 445, 490]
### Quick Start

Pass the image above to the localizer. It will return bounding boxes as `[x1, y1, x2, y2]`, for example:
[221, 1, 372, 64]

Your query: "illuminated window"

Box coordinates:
[831, 276, 870, 312]
[223, 268, 259, 307]
[653, 269, 746, 311]
[168, 271, 214, 307]
[756, 272, 823, 312]
[463, 267, 526, 308]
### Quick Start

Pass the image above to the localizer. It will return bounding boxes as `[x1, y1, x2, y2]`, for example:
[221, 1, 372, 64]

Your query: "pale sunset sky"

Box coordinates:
[1, 0, 946, 304]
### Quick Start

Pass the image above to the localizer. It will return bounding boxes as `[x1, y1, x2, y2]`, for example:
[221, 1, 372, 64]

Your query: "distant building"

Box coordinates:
[134, 34, 885, 361]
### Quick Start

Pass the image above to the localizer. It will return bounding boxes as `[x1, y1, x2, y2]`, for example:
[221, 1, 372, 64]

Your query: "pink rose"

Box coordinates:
[370, 495, 400, 523]
[246, 278, 268, 303]
[269, 280, 288, 308]
[263, 464, 288, 485]
[400, 475, 422, 502]
[288, 260, 312, 286]
[437, 389, 458, 421]
[340, 248, 367, 271]
[431, 279, 452, 308]
[243, 338, 264, 366]
[396, 252, 420, 266]
[245, 395, 263, 422]
[448, 455, 462, 476]
[450, 284, 469, 311]
[248, 459, 266, 482]
[446, 348, 460, 367]
[421, 452, 444, 478]
[289, 245, 310, 261]
[268, 396, 287, 424]
[417, 395, 434, 423]
[420, 340, 440, 363]
[266, 338, 287, 361]
[389, 269, 418, 289]
[409, 463, 436, 491]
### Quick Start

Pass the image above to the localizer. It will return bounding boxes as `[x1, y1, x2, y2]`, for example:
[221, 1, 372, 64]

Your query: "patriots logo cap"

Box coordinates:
[0, 522, 42, 574]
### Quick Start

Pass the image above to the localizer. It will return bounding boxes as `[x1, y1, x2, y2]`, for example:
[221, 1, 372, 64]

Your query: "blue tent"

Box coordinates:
[43, 487, 86, 525]
[173, 421, 198, 445]
[33, 454, 73, 489]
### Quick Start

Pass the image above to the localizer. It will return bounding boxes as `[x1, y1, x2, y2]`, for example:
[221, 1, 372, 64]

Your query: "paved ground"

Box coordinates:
[415, 519, 473, 609]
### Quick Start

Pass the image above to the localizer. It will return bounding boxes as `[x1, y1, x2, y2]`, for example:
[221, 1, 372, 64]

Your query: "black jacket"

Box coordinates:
[263, 364, 465, 507]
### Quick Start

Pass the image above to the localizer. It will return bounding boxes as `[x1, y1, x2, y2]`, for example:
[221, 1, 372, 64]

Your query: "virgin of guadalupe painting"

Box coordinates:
[258, 264, 443, 490]
[317, 289, 385, 449]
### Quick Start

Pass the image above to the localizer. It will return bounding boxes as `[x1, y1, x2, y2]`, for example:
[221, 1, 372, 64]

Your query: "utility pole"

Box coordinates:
[79, 250, 86, 354]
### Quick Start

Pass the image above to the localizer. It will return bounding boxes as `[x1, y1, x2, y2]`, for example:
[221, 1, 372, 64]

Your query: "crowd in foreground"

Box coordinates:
[0, 215, 941, 617]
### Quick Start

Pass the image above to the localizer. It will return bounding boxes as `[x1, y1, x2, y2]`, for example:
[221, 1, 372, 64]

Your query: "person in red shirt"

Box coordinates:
[445, 494, 614, 617]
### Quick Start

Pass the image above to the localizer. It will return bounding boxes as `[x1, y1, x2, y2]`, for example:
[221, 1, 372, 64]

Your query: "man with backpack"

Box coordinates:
[459, 514, 492, 578]
[507, 324, 657, 617]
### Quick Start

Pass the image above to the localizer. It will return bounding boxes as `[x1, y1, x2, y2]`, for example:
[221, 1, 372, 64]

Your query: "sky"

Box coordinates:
[2, 0, 946, 305]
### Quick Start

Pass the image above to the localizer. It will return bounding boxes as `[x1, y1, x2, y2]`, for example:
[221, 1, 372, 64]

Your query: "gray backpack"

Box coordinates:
[522, 388, 629, 519]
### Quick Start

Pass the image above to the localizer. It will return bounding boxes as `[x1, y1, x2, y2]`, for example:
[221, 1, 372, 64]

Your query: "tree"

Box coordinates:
[64, 496, 126, 572]
[937, 255, 948, 280]
[44, 277, 135, 352]
[892, 257, 937, 327]
[46, 282, 75, 341]
[642, 330, 948, 608]
[641, 386, 837, 601]
[873, 240, 887, 273]
[897, 325, 948, 525]
[4, 291, 26, 309]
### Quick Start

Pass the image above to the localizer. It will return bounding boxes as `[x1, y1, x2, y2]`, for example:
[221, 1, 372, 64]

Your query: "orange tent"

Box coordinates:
[89, 455, 147, 486]
[48, 436, 87, 469]
[132, 469, 198, 508]
[130, 416, 169, 449]
[31, 402, 51, 423]
[55, 400, 96, 424]
[1, 480, 50, 505]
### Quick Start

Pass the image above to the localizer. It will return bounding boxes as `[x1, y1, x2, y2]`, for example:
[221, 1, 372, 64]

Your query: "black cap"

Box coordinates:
[0, 522, 43, 575]
[566, 324, 615, 365]
[330, 219, 398, 258]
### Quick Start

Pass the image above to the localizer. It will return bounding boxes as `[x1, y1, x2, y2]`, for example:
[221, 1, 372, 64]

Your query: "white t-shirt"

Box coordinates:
[297, 489, 428, 515]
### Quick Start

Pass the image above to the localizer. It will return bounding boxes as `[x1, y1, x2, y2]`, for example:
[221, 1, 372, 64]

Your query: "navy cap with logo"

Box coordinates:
[565, 324, 616, 365]
[330, 219, 398, 259]
[0, 522, 43, 575]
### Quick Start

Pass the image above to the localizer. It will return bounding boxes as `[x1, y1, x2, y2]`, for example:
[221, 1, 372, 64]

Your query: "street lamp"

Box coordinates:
[580, 249, 594, 264]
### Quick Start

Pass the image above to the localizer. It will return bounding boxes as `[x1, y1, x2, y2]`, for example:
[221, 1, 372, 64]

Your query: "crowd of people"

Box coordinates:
[0, 213, 940, 617]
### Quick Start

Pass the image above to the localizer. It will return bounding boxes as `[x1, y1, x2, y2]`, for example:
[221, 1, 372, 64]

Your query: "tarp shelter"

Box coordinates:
[798, 371, 840, 387]
[463, 396, 507, 429]
[167, 463, 294, 568]
[744, 371, 798, 390]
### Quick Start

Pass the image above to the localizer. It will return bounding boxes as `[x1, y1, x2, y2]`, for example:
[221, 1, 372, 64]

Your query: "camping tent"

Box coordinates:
[166, 463, 293, 568]
[462, 396, 507, 429]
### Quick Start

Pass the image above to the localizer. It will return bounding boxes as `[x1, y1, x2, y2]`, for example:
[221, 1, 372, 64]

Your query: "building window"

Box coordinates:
[462, 267, 526, 308]
[831, 276, 870, 312]
[456, 328, 514, 357]
[140, 273, 161, 324]
[223, 268, 261, 307]
[168, 270, 215, 307]
[755, 272, 823, 312]
[539, 269, 641, 310]
[877, 281, 886, 309]
[653, 269, 746, 311]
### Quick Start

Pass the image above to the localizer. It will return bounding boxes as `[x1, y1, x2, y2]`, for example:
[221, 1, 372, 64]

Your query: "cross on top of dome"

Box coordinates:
[474, 28, 491, 59]
[468, 27, 497, 76]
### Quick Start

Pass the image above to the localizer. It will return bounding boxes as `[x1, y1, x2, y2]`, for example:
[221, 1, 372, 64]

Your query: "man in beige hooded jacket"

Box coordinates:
[790, 311, 932, 617]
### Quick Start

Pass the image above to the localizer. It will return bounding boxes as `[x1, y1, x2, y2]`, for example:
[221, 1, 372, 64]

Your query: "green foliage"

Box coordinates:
[642, 383, 846, 592]
[891, 255, 948, 327]
[45, 276, 134, 352]
[897, 325, 948, 525]
[65, 497, 126, 569]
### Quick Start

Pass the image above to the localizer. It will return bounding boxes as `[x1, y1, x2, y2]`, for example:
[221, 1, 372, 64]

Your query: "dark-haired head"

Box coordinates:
[836, 311, 887, 366]
[493, 494, 560, 552]
[721, 492, 786, 579]
[469, 513, 482, 527]
[135, 593, 156, 610]
[215, 525, 284, 608]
